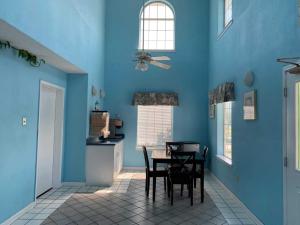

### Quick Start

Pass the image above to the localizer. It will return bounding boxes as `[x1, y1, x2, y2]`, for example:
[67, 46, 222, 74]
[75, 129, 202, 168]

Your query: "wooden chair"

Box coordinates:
[168, 151, 196, 206]
[142, 146, 168, 197]
[194, 146, 208, 188]
[166, 142, 184, 155]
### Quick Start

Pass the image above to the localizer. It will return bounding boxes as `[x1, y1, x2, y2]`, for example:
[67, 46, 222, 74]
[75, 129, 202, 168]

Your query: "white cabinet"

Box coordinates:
[86, 140, 124, 186]
[114, 140, 123, 177]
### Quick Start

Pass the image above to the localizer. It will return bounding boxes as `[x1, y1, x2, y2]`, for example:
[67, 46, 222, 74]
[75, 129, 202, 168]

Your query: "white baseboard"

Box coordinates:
[53, 182, 62, 189]
[62, 182, 85, 187]
[1, 201, 36, 225]
[209, 172, 264, 225]
[122, 167, 144, 171]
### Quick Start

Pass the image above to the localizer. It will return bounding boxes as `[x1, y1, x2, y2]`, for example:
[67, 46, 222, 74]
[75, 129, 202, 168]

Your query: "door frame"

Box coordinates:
[282, 63, 300, 225]
[35, 80, 65, 199]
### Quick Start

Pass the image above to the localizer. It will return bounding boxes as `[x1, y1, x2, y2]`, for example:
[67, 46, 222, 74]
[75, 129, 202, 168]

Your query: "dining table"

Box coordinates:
[151, 150, 205, 203]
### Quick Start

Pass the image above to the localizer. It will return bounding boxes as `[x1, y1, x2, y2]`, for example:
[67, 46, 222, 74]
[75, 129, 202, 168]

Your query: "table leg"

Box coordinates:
[153, 160, 157, 202]
[201, 162, 204, 203]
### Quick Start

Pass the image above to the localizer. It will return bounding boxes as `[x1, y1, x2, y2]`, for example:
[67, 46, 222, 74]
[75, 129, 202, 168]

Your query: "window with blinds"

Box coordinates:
[217, 101, 233, 165]
[223, 102, 232, 160]
[224, 0, 232, 27]
[137, 105, 173, 149]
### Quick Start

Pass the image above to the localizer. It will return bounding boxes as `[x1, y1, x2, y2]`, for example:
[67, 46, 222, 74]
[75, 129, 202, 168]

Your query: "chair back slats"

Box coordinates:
[142, 146, 150, 172]
[166, 142, 184, 155]
[202, 146, 208, 160]
[170, 151, 196, 176]
[183, 143, 200, 152]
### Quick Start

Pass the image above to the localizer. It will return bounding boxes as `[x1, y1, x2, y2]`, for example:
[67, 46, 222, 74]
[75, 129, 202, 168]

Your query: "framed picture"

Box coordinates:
[243, 90, 257, 120]
[209, 104, 215, 119]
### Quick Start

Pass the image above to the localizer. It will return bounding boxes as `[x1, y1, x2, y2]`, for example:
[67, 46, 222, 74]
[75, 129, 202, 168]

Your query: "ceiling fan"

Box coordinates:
[135, 0, 171, 72]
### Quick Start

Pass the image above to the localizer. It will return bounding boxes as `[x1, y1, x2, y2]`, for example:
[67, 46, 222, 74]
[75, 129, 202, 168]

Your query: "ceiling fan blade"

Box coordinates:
[151, 56, 171, 61]
[150, 60, 171, 70]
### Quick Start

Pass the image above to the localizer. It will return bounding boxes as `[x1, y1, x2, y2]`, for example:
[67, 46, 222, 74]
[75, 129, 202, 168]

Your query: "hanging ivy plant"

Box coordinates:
[0, 40, 46, 67]
[0, 40, 10, 49]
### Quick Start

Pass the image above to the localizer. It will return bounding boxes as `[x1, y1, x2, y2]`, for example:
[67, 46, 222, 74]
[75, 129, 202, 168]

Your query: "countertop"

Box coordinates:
[86, 137, 124, 146]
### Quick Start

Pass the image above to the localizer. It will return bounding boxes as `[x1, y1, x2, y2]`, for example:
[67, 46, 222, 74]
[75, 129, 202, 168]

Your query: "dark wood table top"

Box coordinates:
[151, 150, 205, 162]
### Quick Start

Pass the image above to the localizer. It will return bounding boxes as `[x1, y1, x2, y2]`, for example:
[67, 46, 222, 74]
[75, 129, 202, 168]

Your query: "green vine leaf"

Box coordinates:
[0, 40, 46, 67]
[0, 41, 11, 49]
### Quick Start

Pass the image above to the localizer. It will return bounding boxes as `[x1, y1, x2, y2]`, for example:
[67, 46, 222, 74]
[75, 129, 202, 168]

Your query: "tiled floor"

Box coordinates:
[204, 174, 259, 225]
[10, 172, 260, 225]
[41, 178, 226, 225]
[10, 173, 132, 225]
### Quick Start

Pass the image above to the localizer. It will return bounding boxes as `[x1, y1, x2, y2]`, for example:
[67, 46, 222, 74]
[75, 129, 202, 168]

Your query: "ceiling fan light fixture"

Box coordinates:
[135, 60, 149, 72]
[133, 0, 171, 72]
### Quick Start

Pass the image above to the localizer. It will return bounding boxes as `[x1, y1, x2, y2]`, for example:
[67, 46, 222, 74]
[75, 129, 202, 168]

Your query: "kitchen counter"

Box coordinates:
[86, 139, 124, 186]
[86, 137, 124, 146]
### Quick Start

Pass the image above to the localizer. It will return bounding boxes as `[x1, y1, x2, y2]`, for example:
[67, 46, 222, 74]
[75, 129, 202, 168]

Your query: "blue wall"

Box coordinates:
[62, 0, 107, 182]
[208, 0, 300, 224]
[104, 0, 209, 167]
[1, 0, 299, 224]
[63, 75, 88, 182]
[0, 50, 67, 223]
[0, 0, 106, 222]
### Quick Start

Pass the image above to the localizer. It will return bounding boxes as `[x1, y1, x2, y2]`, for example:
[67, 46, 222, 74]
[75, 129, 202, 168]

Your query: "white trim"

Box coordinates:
[122, 167, 145, 171]
[282, 63, 300, 225]
[1, 202, 35, 225]
[139, 0, 176, 16]
[216, 155, 232, 166]
[210, 172, 264, 225]
[35, 80, 65, 198]
[138, 0, 176, 51]
[218, 19, 233, 40]
[137, 49, 176, 53]
[52, 85, 65, 188]
[62, 182, 86, 187]
[283, 66, 288, 225]
[40, 80, 65, 92]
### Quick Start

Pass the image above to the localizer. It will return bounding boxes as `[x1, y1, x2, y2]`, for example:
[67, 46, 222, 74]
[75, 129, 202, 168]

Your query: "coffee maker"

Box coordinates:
[90, 111, 110, 139]
[109, 118, 124, 139]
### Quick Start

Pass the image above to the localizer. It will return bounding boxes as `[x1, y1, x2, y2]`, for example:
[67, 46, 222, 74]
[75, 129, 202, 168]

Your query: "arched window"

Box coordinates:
[139, 1, 175, 51]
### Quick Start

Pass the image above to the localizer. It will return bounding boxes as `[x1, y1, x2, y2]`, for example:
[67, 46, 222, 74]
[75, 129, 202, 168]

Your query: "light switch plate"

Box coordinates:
[22, 117, 27, 126]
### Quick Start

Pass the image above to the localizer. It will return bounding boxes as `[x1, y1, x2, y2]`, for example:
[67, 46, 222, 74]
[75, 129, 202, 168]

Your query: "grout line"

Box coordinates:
[11, 172, 261, 225]
[205, 172, 263, 225]
[11, 173, 133, 224]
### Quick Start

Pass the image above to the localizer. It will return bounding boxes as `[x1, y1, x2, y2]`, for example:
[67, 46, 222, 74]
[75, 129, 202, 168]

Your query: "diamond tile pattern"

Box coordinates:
[41, 175, 228, 225]
[11, 172, 260, 225]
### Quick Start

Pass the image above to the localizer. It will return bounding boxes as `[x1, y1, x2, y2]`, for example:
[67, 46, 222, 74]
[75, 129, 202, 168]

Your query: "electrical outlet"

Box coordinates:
[22, 117, 27, 126]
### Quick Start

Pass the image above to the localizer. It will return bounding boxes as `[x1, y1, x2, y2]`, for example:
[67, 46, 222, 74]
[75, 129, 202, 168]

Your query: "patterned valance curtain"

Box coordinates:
[209, 82, 235, 105]
[133, 92, 179, 106]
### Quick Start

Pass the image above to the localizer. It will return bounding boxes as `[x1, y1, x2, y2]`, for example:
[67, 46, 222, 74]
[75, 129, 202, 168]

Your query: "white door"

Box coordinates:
[36, 84, 57, 196]
[286, 74, 300, 225]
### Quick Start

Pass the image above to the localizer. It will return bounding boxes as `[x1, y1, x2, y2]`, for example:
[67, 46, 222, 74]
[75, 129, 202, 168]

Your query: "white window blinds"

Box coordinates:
[223, 102, 232, 160]
[137, 105, 173, 149]
[224, 0, 232, 27]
